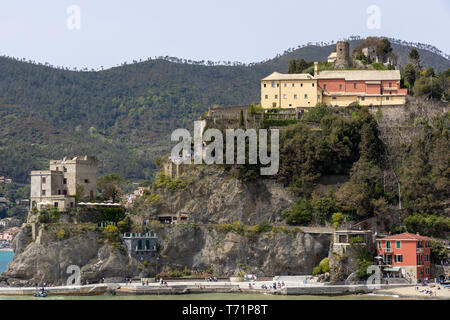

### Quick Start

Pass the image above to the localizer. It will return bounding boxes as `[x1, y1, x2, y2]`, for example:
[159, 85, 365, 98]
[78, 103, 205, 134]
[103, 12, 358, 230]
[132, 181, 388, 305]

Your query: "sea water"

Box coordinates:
[0, 250, 14, 274]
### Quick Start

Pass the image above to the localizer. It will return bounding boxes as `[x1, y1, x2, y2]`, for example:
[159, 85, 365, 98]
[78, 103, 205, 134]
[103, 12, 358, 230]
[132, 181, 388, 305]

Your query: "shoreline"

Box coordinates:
[374, 284, 450, 300]
[0, 281, 421, 298]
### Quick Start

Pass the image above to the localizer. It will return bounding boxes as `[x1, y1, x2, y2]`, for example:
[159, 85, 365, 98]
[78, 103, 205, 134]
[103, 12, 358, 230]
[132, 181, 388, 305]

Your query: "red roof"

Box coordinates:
[379, 232, 431, 241]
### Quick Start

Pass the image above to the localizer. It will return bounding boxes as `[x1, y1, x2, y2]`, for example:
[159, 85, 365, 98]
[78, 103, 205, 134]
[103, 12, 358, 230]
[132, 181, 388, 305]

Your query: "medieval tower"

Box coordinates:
[335, 41, 350, 69]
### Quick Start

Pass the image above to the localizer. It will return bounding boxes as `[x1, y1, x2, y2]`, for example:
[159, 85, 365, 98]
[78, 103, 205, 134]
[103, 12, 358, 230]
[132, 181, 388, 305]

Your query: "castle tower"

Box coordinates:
[335, 41, 350, 69]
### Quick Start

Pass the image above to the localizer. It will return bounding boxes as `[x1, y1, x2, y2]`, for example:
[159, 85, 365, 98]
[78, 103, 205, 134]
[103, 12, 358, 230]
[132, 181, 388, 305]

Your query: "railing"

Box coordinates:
[416, 248, 423, 253]
[383, 248, 392, 253]
[134, 246, 157, 252]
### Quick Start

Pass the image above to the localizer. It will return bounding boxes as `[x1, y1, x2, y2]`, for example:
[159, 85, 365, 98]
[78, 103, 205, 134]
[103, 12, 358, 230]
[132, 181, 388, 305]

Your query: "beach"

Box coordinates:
[376, 284, 450, 299]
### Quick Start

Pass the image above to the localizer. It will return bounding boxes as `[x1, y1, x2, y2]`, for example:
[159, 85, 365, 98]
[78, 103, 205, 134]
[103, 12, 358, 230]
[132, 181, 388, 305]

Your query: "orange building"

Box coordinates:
[376, 232, 432, 283]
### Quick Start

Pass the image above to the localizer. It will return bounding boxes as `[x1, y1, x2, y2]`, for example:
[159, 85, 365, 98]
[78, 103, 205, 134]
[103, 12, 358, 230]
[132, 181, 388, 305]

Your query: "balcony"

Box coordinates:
[383, 248, 392, 253]
[417, 248, 423, 253]
[135, 245, 157, 252]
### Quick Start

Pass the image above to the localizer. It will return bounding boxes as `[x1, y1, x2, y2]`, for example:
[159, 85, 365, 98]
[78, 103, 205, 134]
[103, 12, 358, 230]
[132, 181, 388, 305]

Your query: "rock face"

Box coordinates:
[3, 229, 141, 286]
[153, 226, 331, 277]
[135, 166, 296, 225]
[3, 225, 331, 285]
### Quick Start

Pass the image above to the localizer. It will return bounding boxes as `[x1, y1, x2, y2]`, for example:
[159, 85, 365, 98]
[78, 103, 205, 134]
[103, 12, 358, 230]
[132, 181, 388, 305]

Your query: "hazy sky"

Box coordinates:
[0, 0, 448, 69]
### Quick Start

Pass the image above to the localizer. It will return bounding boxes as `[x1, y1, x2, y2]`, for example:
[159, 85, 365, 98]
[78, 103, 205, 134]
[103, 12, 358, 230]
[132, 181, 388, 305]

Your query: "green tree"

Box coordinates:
[404, 63, 417, 89]
[282, 200, 313, 225]
[332, 212, 344, 230]
[97, 174, 125, 202]
[74, 184, 85, 203]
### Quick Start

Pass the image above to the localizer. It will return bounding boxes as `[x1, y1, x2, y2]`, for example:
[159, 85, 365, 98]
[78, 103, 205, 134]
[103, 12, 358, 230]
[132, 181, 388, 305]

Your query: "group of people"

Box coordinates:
[205, 276, 218, 282]
[259, 281, 286, 290]
[159, 278, 168, 286]
[416, 285, 440, 297]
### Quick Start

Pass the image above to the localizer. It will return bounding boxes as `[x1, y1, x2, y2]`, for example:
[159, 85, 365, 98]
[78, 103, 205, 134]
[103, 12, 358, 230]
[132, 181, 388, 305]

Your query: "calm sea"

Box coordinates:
[0, 292, 404, 300]
[0, 251, 14, 274]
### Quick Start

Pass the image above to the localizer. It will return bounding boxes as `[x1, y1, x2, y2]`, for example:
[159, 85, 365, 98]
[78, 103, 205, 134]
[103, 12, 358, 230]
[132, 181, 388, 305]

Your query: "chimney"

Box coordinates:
[314, 61, 318, 77]
[416, 232, 420, 236]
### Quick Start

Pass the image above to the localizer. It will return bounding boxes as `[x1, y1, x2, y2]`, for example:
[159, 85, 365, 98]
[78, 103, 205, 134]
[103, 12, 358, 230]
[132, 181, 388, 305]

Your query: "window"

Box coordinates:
[395, 255, 403, 263]
[63, 167, 67, 172]
[353, 83, 357, 89]
[264, 83, 266, 87]
[300, 83, 303, 87]
[58, 190, 61, 195]
[339, 84, 343, 90]
[42, 190, 46, 196]
[70, 202, 74, 208]
[294, 94, 297, 99]
[277, 83, 279, 87]
[425, 254, 429, 262]
[284, 83, 287, 87]
[84, 179, 89, 183]
[312, 83, 314, 87]
[42, 177, 46, 183]
[63, 190, 67, 195]
[304, 94, 308, 99]
[417, 255, 423, 265]
[396, 241, 401, 249]
[283, 94, 287, 99]
[332, 97, 337, 100]
[385, 254, 392, 265]
[386, 96, 390, 101]
[63, 178, 67, 184]
[292, 83, 295, 87]
[389, 82, 392, 88]
[386, 241, 391, 249]
[378, 241, 381, 249]
[361, 97, 365, 101]
[324, 84, 327, 90]
[274, 95, 278, 99]
[265, 95, 268, 99]
[54, 202, 58, 208]
[417, 241, 423, 248]
[271, 81, 275, 87]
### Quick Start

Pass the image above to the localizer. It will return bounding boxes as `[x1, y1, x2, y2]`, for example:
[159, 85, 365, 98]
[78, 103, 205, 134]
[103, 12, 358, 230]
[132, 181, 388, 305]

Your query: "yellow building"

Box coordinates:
[260, 72, 321, 109]
[261, 65, 407, 109]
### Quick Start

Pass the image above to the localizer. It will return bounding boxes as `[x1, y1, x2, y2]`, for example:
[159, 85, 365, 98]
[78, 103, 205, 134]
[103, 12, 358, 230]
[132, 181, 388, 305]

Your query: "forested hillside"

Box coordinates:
[0, 38, 449, 183]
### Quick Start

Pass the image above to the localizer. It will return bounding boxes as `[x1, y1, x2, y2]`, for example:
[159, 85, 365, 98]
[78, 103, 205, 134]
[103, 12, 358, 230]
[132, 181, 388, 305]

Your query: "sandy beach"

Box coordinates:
[376, 284, 450, 299]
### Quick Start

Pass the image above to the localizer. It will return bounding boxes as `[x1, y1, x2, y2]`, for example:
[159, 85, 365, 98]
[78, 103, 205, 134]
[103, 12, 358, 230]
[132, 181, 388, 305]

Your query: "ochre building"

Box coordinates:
[260, 64, 407, 109]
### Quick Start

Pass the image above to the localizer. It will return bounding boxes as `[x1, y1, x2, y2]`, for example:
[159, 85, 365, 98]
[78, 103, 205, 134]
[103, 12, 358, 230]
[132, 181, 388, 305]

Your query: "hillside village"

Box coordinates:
[0, 37, 449, 293]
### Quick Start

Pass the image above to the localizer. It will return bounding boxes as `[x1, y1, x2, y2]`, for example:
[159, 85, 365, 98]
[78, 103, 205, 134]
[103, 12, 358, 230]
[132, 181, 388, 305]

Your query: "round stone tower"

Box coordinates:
[335, 41, 350, 69]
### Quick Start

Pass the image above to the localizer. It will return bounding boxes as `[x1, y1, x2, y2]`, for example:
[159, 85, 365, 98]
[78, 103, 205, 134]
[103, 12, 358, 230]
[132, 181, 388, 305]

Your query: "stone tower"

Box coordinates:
[335, 41, 350, 69]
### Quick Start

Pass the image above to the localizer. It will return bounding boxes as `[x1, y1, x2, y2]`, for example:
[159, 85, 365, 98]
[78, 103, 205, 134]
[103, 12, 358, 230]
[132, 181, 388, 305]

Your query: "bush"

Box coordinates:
[99, 208, 126, 223]
[332, 212, 344, 230]
[312, 257, 330, 275]
[282, 200, 313, 225]
[302, 103, 332, 122]
[56, 229, 67, 240]
[350, 236, 364, 245]
[103, 225, 120, 242]
[254, 219, 272, 233]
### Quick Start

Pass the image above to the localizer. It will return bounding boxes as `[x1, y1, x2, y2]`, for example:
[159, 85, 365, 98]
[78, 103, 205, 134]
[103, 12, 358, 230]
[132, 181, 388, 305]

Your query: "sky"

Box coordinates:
[0, 0, 448, 69]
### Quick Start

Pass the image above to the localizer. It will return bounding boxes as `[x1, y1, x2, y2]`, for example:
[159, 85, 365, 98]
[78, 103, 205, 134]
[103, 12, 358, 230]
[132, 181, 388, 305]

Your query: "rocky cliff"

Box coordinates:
[2, 223, 331, 286]
[132, 165, 296, 225]
[2, 226, 141, 286]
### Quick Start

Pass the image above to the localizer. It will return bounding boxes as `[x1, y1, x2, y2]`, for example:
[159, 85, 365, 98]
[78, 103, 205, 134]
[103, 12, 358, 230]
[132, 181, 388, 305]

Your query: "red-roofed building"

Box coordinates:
[376, 232, 432, 283]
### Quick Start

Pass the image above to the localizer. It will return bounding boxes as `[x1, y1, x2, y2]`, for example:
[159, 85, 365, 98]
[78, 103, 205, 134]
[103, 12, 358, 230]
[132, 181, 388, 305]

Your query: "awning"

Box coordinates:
[383, 267, 401, 272]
